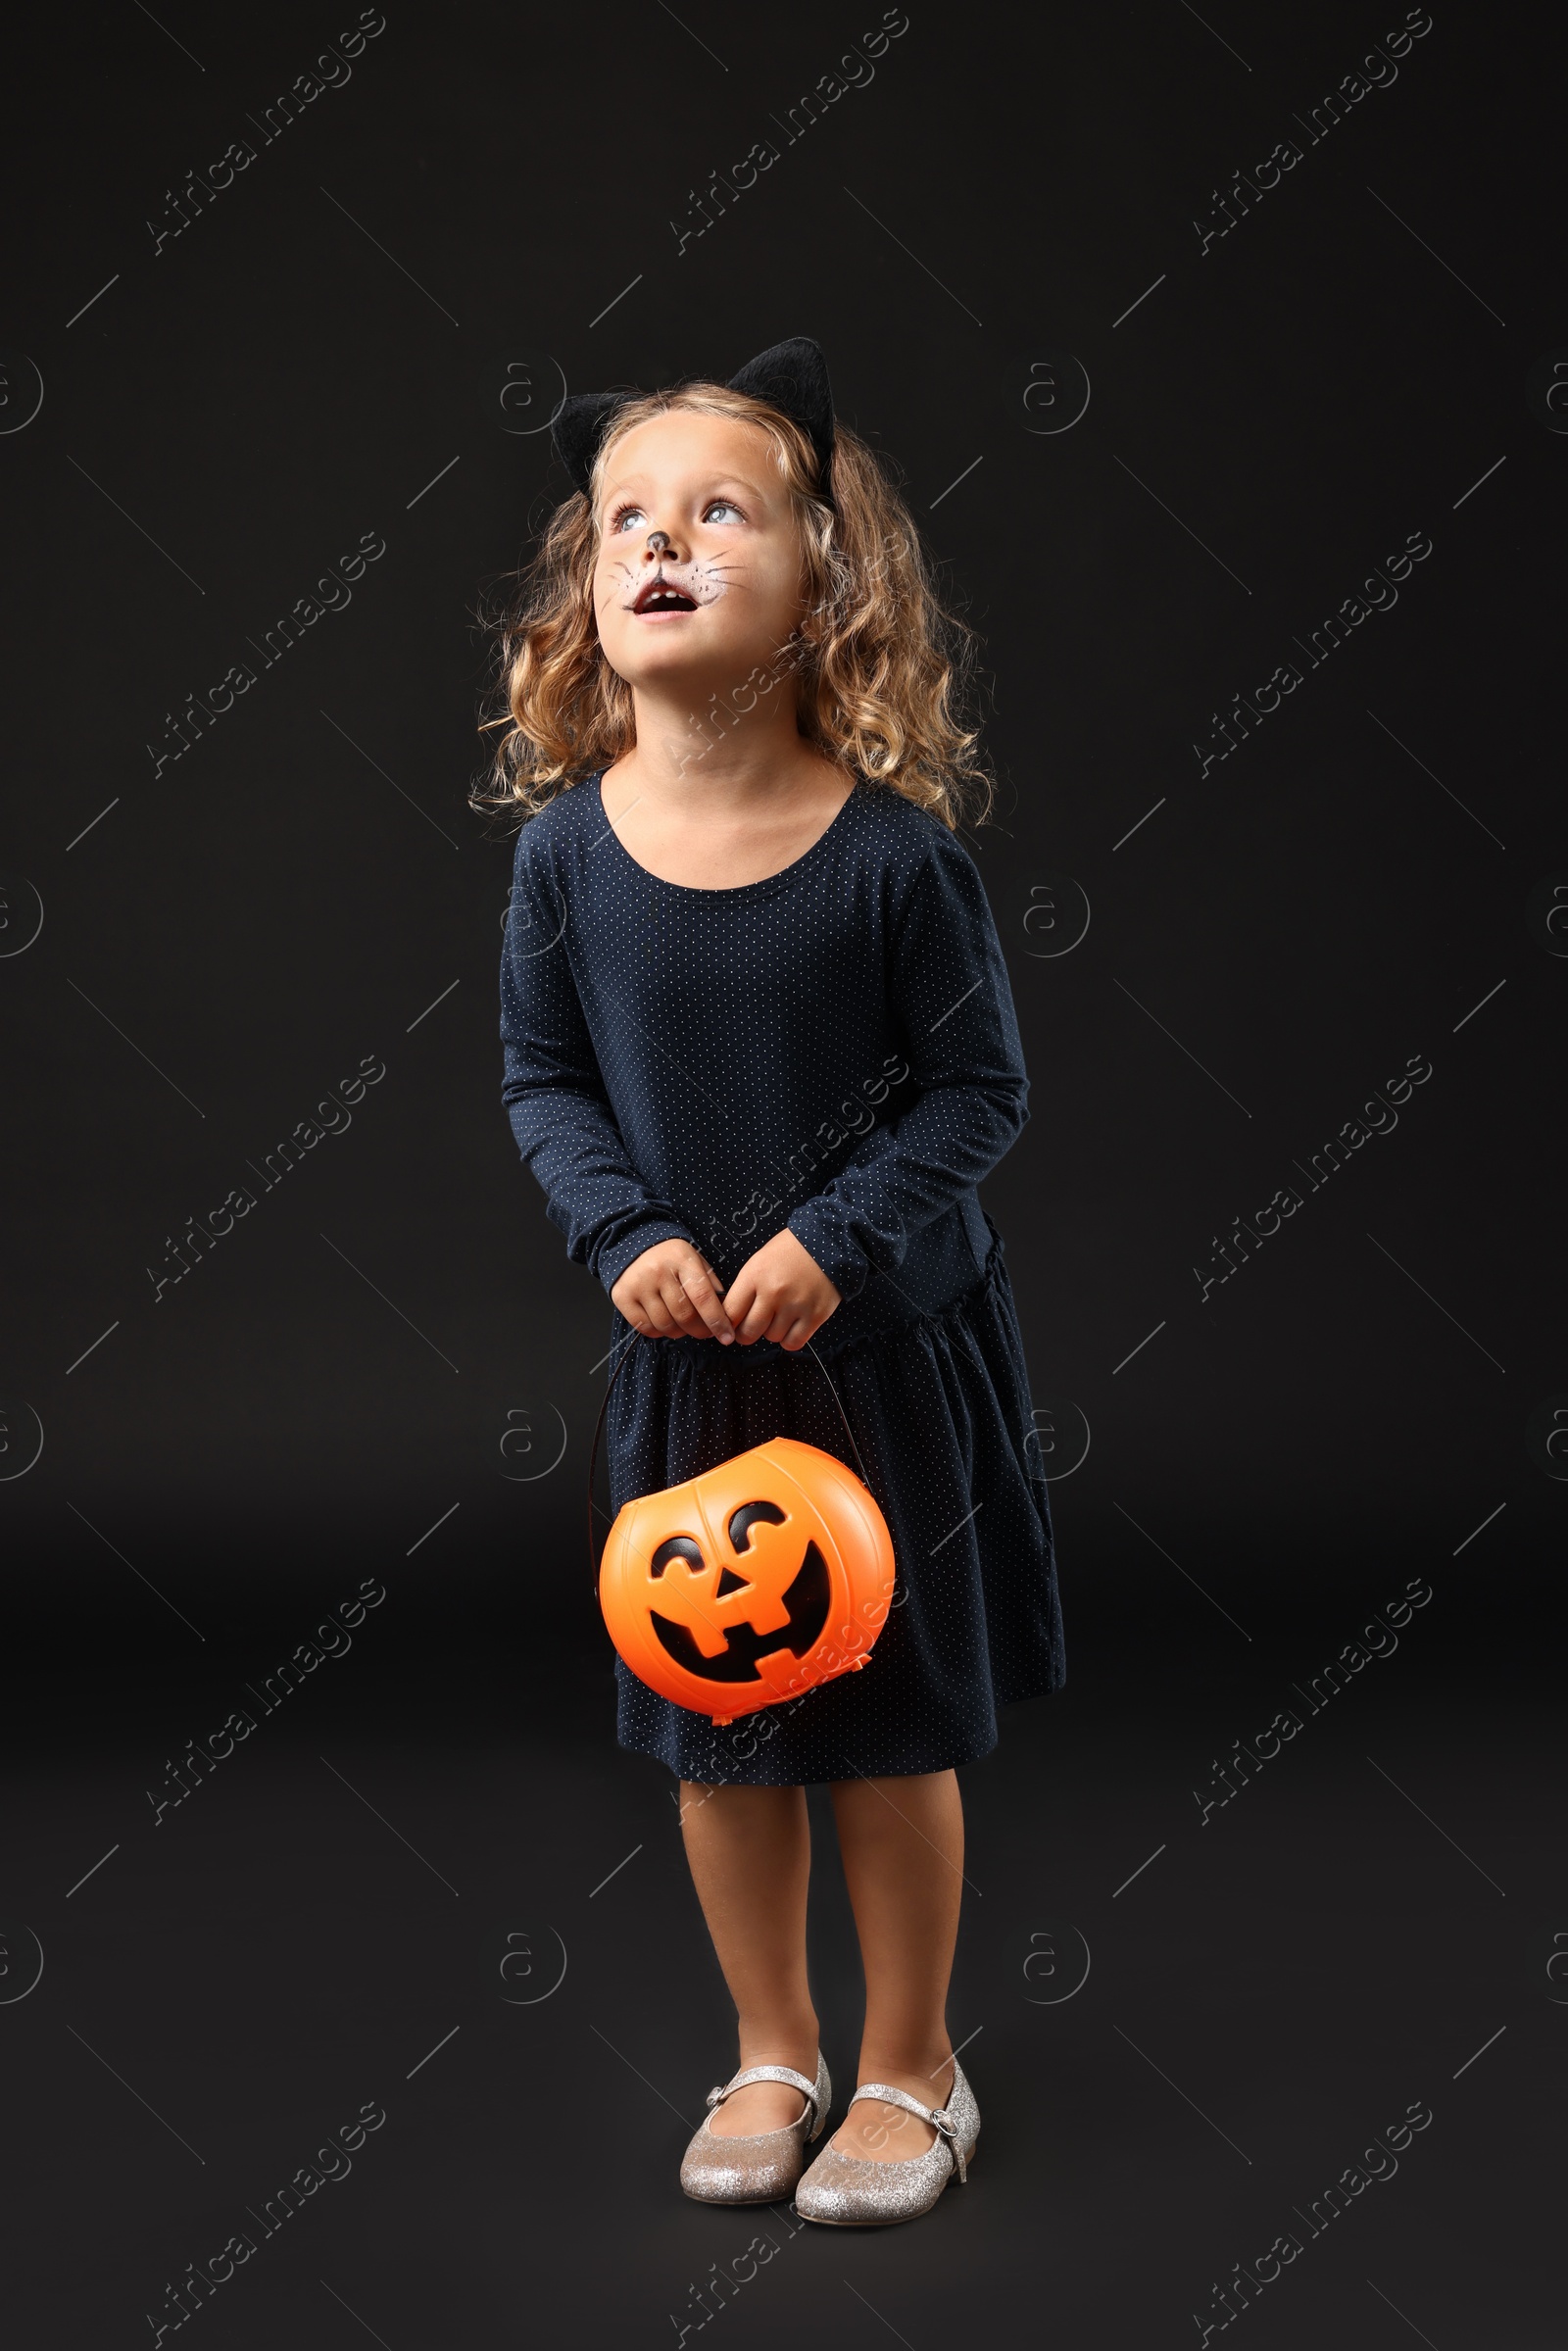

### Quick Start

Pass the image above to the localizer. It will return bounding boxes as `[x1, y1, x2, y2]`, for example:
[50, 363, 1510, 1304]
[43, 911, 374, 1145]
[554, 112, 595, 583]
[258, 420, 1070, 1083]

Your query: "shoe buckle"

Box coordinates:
[931, 2104, 966, 2182]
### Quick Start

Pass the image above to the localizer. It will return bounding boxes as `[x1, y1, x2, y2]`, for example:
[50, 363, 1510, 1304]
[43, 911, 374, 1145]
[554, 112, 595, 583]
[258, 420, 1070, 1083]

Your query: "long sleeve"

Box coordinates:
[499, 829, 697, 1293]
[787, 830, 1028, 1301]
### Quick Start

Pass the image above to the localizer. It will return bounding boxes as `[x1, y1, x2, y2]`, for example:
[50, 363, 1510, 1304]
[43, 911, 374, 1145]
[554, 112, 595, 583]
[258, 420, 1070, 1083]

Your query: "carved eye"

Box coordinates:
[728, 1500, 786, 1552]
[712, 1503, 789, 1594]
[649, 1536, 704, 1579]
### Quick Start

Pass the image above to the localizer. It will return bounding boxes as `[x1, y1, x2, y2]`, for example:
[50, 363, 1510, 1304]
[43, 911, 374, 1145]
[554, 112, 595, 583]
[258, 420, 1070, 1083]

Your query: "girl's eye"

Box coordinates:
[607, 497, 741, 531]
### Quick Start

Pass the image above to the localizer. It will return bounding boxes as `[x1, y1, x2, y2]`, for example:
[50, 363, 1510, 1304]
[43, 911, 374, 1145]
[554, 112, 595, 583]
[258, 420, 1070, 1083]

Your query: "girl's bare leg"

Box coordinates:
[825, 1768, 963, 2161]
[679, 1781, 821, 2135]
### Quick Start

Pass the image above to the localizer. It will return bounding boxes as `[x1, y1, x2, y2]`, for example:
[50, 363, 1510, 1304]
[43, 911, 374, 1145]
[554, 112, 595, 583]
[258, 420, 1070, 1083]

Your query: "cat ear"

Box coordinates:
[551, 390, 632, 499]
[726, 335, 835, 499]
[550, 337, 837, 507]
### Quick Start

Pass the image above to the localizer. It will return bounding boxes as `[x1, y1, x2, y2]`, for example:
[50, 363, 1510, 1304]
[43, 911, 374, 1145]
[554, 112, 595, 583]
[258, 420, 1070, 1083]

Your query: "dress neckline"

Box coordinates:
[590, 770, 861, 901]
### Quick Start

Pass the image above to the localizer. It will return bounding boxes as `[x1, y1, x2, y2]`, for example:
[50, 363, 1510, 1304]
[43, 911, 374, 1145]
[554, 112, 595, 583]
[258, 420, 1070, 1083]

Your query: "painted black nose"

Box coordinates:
[646, 530, 671, 554]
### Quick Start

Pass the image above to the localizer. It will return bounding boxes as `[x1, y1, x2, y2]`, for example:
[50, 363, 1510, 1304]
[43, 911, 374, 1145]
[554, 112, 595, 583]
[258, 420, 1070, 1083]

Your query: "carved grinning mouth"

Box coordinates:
[650, 1542, 830, 1683]
[647, 1501, 831, 1684]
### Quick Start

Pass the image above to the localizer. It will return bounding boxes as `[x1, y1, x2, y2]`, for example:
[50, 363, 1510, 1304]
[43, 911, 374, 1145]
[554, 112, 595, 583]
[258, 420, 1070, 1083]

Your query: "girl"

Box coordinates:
[483, 337, 1064, 2226]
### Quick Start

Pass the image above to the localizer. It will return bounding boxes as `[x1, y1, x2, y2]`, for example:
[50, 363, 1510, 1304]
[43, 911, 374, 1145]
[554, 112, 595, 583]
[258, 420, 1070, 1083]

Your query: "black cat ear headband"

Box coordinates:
[551, 333, 837, 513]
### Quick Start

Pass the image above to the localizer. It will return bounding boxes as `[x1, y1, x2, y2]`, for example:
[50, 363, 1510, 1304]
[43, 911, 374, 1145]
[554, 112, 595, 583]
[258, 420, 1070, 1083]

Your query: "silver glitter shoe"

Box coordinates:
[793, 2059, 979, 2226]
[679, 2054, 831, 2205]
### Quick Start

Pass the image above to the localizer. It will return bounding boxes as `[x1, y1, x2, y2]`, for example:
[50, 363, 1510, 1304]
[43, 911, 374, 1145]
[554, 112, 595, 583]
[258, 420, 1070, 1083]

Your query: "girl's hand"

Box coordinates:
[723, 1228, 841, 1351]
[612, 1240, 735, 1343]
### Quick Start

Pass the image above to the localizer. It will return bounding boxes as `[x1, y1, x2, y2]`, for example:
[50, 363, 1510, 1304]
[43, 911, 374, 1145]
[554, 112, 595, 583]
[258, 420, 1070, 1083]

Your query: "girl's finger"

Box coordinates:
[664, 1273, 716, 1338]
[722, 1274, 761, 1339]
[762, 1301, 797, 1347]
[677, 1259, 735, 1344]
[656, 1274, 704, 1336]
[640, 1284, 682, 1338]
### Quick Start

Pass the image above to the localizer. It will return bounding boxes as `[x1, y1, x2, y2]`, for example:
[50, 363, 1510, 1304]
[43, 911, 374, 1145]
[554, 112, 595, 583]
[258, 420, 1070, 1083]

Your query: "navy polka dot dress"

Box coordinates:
[499, 771, 1065, 1784]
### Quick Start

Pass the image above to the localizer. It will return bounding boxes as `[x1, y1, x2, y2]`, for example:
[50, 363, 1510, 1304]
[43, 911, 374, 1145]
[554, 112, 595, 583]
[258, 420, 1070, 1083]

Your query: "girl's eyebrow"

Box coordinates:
[600, 471, 770, 506]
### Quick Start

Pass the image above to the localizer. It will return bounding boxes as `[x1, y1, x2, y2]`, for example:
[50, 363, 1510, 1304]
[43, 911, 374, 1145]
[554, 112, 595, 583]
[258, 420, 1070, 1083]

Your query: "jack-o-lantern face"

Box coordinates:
[648, 1502, 830, 1682]
[599, 1438, 897, 1724]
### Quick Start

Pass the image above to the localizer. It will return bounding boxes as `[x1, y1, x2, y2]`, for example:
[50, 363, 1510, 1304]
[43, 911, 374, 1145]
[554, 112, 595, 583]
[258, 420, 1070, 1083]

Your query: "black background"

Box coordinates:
[3, 2, 1562, 2344]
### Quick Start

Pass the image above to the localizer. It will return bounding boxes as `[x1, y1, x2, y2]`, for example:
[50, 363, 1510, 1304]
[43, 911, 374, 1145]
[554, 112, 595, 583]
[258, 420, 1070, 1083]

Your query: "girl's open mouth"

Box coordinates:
[633, 579, 700, 615]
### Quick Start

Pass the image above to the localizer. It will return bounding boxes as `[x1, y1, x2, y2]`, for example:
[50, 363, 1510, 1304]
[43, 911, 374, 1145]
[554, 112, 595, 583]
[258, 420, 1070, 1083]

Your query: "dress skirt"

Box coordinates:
[607, 1222, 1066, 1786]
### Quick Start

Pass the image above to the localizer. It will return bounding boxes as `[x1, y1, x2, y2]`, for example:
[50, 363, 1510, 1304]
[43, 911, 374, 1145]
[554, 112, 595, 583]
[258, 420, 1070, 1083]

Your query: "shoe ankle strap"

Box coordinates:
[847, 2080, 967, 2180]
[708, 2061, 821, 2122]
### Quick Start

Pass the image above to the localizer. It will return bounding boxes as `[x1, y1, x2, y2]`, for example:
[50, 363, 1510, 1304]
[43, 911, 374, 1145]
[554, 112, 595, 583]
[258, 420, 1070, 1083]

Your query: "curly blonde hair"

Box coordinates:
[471, 380, 993, 831]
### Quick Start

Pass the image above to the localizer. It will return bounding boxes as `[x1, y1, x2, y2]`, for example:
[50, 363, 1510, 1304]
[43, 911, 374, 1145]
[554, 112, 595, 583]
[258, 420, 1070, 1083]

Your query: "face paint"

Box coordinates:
[612, 553, 734, 614]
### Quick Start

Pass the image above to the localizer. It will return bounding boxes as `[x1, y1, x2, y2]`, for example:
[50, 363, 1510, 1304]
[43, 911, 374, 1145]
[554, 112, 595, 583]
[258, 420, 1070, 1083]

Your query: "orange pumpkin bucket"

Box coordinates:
[588, 1346, 897, 1725]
